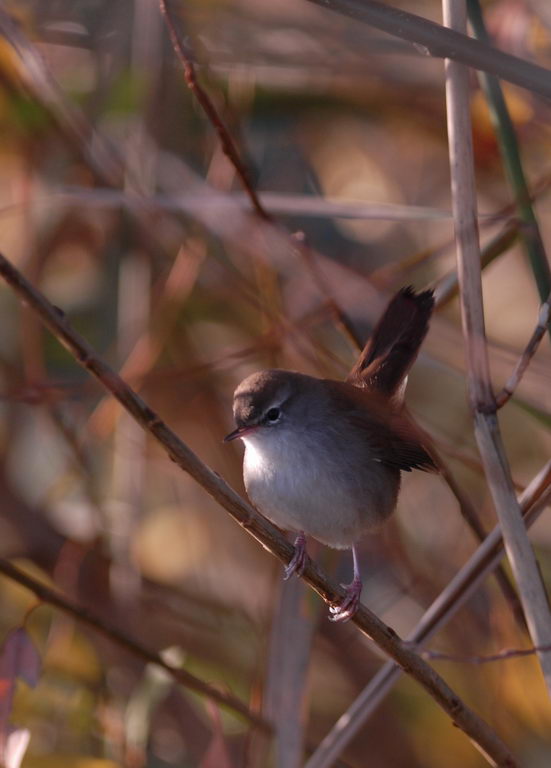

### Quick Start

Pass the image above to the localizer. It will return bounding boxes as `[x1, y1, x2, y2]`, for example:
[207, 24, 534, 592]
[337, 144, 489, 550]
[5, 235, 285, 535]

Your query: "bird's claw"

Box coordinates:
[329, 578, 362, 622]
[284, 533, 306, 580]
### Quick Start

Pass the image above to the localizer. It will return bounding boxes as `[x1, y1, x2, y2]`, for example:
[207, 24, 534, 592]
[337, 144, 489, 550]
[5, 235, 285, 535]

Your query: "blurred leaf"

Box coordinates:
[23, 758, 120, 768]
[201, 703, 234, 768]
[513, 397, 551, 429]
[0, 628, 41, 767]
[4, 727, 30, 768]
[0, 629, 41, 689]
[103, 70, 146, 118]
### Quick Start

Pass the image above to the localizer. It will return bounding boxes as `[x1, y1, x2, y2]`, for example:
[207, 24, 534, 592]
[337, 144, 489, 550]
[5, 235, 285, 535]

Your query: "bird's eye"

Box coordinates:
[265, 407, 281, 423]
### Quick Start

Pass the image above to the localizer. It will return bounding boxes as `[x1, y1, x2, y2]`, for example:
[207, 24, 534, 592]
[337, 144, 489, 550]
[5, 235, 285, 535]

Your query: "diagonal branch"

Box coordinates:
[158, 0, 269, 221]
[417, 642, 551, 665]
[0, 251, 516, 767]
[306, 0, 551, 100]
[496, 294, 551, 408]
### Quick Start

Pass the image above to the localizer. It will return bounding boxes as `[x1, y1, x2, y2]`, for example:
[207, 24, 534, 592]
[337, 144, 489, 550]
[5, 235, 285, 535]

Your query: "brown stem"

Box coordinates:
[496, 293, 551, 408]
[158, 0, 268, 221]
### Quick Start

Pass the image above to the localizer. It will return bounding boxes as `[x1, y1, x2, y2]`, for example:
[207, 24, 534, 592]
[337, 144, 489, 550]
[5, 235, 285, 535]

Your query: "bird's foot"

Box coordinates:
[328, 575, 362, 623]
[284, 532, 307, 580]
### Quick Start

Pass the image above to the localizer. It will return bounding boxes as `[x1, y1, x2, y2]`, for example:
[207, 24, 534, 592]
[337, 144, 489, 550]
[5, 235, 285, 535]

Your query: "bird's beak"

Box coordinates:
[223, 425, 257, 442]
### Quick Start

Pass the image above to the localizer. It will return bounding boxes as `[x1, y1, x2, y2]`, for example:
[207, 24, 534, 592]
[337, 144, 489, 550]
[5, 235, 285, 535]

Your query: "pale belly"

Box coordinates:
[242, 434, 398, 549]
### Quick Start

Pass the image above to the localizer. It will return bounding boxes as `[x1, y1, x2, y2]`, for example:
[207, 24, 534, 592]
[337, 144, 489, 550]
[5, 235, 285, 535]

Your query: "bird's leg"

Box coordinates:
[329, 545, 363, 622]
[284, 531, 307, 580]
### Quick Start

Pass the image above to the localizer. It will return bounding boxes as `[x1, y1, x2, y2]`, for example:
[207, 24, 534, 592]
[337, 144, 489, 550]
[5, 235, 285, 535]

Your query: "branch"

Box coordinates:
[434, 222, 519, 307]
[0, 558, 270, 731]
[432, 452, 526, 630]
[496, 294, 551, 408]
[158, 0, 269, 221]
[292, 231, 363, 352]
[0, 251, 516, 766]
[306, 0, 551, 100]
[443, 0, 551, 694]
[415, 643, 551, 665]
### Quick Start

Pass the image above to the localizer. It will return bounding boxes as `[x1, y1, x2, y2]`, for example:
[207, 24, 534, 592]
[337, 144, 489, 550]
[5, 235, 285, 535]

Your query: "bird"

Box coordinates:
[224, 287, 437, 621]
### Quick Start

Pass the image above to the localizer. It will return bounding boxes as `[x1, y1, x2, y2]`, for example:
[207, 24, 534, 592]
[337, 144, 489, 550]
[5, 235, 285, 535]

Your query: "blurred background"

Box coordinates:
[0, 0, 550, 766]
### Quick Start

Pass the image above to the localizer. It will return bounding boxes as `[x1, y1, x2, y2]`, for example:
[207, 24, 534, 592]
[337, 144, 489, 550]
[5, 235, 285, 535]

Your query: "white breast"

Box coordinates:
[241, 430, 392, 549]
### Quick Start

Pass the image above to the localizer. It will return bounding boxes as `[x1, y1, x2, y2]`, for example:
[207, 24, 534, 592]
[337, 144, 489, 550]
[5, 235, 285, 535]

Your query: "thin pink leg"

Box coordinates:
[329, 546, 362, 622]
[284, 532, 307, 580]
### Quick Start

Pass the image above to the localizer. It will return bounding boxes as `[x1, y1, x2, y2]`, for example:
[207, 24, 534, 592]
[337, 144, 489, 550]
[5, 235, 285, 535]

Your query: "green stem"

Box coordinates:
[467, 0, 551, 312]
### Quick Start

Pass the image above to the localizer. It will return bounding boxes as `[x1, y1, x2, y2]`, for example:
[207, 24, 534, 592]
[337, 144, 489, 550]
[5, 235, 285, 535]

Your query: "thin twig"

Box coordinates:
[443, 0, 551, 694]
[433, 454, 526, 630]
[292, 232, 363, 352]
[0, 252, 516, 767]
[158, 0, 268, 221]
[0, 558, 270, 731]
[414, 642, 551, 666]
[496, 294, 551, 408]
[305, 0, 551, 100]
[434, 222, 519, 307]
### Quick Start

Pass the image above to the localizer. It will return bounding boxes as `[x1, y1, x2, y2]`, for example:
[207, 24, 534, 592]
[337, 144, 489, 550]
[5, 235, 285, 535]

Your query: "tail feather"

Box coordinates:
[347, 286, 434, 397]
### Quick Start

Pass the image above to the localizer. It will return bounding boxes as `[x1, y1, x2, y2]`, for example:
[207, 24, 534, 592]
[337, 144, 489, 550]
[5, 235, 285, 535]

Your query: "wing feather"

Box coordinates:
[324, 381, 437, 473]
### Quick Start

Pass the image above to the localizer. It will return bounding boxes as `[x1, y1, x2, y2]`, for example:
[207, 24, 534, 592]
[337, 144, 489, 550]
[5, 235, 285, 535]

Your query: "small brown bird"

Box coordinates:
[225, 287, 437, 621]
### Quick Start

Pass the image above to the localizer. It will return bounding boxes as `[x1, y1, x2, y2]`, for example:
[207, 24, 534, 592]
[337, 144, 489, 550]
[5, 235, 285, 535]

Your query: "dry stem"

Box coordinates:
[443, 0, 551, 694]
[306, 0, 551, 99]
[496, 293, 551, 408]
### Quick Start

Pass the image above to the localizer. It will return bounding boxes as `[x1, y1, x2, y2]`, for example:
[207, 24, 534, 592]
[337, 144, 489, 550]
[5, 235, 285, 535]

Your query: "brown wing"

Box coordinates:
[325, 380, 437, 473]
